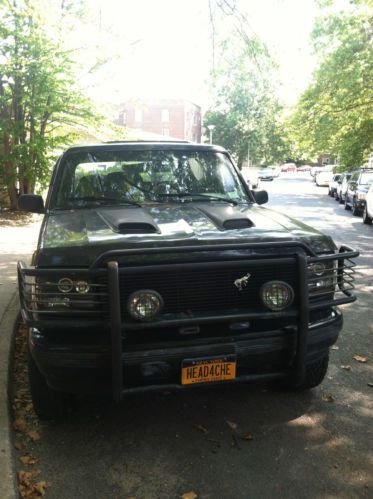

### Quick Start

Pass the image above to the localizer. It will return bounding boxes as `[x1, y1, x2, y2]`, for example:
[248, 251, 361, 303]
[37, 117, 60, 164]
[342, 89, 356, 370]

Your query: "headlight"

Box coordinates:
[260, 281, 294, 311]
[309, 262, 325, 276]
[128, 290, 163, 321]
[75, 280, 90, 294]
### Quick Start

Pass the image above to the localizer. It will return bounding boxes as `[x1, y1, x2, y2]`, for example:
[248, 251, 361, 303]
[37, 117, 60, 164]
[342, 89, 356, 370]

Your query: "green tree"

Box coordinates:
[289, 1, 373, 169]
[205, 2, 290, 166]
[0, 0, 98, 209]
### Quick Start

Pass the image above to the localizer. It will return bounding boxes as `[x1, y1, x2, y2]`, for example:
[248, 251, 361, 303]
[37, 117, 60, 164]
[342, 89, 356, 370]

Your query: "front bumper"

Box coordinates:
[18, 242, 358, 399]
[29, 308, 343, 394]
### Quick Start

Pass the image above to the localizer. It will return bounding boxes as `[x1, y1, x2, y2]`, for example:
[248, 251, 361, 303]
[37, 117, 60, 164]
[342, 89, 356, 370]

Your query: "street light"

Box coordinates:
[207, 125, 215, 145]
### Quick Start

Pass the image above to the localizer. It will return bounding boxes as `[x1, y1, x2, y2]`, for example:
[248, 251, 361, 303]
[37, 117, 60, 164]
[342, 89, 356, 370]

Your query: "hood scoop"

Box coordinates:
[223, 219, 254, 230]
[97, 208, 160, 234]
[196, 205, 255, 231]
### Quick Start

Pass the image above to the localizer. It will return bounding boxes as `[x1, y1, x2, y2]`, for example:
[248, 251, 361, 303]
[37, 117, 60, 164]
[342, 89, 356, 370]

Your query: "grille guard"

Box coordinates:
[18, 242, 359, 400]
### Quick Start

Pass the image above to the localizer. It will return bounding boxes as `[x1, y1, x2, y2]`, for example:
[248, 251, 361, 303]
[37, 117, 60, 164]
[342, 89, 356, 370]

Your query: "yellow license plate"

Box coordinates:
[181, 356, 236, 385]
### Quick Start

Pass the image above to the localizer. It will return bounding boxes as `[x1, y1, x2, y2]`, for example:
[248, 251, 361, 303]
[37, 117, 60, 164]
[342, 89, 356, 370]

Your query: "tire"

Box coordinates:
[286, 354, 329, 390]
[352, 199, 360, 216]
[363, 206, 372, 224]
[344, 198, 351, 210]
[28, 349, 74, 420]
[339, 194, 344, 204]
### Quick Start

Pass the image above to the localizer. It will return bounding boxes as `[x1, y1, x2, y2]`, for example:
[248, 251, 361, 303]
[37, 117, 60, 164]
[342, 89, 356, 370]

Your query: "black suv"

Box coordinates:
[345, 169, 373, 215]
[18, 142, 358, 419]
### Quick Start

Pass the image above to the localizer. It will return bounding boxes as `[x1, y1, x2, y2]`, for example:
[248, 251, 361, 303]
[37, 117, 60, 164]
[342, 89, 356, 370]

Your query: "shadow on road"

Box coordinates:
[35, 379, 373, 498]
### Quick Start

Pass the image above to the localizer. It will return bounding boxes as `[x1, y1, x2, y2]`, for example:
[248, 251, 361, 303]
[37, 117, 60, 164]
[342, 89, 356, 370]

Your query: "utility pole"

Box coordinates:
[207, 125, 215, 145]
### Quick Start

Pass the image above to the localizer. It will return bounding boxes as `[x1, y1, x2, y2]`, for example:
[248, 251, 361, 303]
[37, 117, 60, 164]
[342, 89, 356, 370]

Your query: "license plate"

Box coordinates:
[181, 356, 236, 385]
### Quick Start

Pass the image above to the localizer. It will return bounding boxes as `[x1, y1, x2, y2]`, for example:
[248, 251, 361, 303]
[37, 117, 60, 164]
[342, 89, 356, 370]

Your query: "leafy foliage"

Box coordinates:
[204, 3, 290, 166]
[0, 0, 101, 208]
[289, 1, 373, 169]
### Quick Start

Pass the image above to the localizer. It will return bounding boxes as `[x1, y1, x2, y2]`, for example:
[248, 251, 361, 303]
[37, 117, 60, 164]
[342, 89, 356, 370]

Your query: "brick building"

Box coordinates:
[115, 99, 202, 143]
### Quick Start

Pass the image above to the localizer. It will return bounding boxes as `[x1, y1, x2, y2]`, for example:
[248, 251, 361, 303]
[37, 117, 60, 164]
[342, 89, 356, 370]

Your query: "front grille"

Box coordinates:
[118, 261, 298, 320]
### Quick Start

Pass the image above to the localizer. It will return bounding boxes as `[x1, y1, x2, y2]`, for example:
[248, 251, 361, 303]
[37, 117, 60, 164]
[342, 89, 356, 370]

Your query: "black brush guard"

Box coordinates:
[18, 242, 359, 401]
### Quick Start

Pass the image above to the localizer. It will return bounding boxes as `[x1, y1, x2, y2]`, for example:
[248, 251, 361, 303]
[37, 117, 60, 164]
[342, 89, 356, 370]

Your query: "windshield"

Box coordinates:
[52, 149, 250, 209]
[360, 172, 373, 185]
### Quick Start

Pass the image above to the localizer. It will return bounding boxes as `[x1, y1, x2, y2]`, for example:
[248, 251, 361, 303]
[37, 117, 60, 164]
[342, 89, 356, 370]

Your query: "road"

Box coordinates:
[12, 174, 373, 499]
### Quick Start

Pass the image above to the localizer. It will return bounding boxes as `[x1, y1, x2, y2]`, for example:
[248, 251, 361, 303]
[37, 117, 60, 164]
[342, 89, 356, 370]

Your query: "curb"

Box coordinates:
[0, 292, 20, 499]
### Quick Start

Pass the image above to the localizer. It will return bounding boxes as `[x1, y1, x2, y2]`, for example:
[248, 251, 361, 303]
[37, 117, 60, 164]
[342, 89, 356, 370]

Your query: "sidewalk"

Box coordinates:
[0, 216, 42, 499]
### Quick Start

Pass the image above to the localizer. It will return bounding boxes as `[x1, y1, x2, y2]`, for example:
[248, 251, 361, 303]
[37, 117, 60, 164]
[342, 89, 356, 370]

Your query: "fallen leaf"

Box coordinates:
[322, 394, 335, 402]
[34, 480, 50, 496]
[19, 453, 37, 465]
[27, 430, 40, 442]
[331, 346, 339, 350]
[13, 418, 28, 433]
[340, 365, 351, 371]
[353, 355, 368, 363]
[181, 492, 197, 499]
[240, 433, 254, 441]
[226, 420, 238, 431]
[14, 441, 22, 450]
[194, 424, 208, 434]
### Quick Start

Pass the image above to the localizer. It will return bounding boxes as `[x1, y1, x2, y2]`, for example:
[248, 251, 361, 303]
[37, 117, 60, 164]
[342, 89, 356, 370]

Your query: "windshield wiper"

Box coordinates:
[58, 196, 142, 208]
[157, 192, 239, 206]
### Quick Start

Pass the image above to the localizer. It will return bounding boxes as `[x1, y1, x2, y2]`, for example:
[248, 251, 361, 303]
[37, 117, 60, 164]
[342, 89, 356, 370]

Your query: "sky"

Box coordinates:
[80, 0, 344, 111]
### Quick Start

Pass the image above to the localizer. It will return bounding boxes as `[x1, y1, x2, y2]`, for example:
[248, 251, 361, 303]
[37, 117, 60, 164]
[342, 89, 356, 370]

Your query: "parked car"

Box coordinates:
[17, 141, 358, 420]
[258, 168, 274, 181]
[297, 165, 312, 172]
[281, 163, 297, 173]
[344, 169, 373, 216]
[328, 174, 342, 196]
[267, 165, 281, 177]
[244, 168, 259, 189]
[316, 169, 334, 187]
[363, 183, 373, 224]
[336, 172, 352, 203]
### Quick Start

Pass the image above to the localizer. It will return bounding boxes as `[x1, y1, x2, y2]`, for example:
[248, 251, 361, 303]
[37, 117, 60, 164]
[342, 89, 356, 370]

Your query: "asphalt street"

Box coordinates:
[11, 174, 373, 499]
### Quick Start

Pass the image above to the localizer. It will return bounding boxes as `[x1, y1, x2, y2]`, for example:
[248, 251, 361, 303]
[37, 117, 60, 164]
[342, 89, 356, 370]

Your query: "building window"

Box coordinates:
[135, 108, 143, 122]
[161, 109, 169, 123]
[122, 112, 127, 125]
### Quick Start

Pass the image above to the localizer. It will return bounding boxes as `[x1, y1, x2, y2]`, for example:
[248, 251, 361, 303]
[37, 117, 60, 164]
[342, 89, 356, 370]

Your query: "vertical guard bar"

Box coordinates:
[108, 261, 123, 402]
[294, 252, 309, 384]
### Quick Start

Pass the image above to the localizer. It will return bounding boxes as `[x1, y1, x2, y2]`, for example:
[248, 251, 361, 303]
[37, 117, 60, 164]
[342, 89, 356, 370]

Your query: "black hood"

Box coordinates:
[36, 203, 336, 267]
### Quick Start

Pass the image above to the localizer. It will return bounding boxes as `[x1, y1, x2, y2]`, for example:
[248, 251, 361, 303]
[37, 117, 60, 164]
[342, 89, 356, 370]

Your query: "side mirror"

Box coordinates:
[18, 194, 45, 213]
[252, 189, 268, 205]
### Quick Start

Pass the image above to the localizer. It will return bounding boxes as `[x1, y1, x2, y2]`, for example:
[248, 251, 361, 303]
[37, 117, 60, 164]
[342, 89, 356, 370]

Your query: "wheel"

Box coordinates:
[344, 198, 351, 210]
[328, 189, 332, 196]
[363, 206, 372, 224]
[285, 354, 329, 390]
[339, 194, 344, 204]
[352, 199, 360, 216]
[28, 349, 74, 420]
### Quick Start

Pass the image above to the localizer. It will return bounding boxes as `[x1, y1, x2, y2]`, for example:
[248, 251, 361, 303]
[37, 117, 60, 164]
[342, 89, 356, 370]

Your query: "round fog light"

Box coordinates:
[128, 290, 163, 321]
[260, 281, 294, 311]
[75, 281, 90, 294]
[58, 277, 73, 293]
